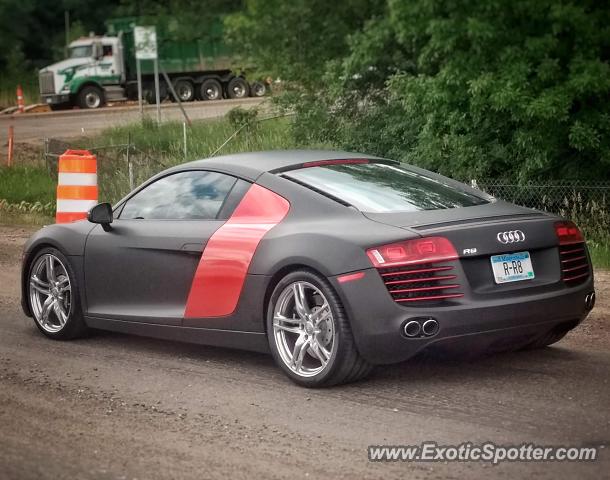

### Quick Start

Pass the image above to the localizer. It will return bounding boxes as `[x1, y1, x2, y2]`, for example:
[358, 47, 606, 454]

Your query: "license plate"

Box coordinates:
[490, 251, 535, 284]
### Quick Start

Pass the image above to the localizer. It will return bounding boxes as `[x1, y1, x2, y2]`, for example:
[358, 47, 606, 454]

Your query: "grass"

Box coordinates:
[588, 242, 610, 270]
[0, 166, 55, 204]
[0, 76, 39, 110]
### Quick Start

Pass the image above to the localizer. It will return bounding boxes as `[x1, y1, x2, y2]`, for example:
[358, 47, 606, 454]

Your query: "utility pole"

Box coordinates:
[64, 11, 70, 58]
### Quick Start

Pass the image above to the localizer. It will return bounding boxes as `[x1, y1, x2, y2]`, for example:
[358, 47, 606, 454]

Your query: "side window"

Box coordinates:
[102, 45, 113, 57]
[119, 171, 237, 220]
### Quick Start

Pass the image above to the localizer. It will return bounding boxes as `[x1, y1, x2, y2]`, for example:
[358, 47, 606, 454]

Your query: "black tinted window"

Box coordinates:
[284, 163, 487, 213]
[120, 171, 237, 220]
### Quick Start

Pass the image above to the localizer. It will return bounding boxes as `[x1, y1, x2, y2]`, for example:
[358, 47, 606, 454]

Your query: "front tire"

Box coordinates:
[266, 270, 372, 387]
[77, 85, 105, 109]
[27, 247, 88, 340]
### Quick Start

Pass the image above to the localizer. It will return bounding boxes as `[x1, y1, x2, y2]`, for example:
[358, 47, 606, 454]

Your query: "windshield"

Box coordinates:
[284, 162, 488, 213]
[69, 45, 92, 58]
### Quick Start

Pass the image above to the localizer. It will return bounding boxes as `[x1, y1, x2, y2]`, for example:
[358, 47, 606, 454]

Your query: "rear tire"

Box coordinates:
[266, 270, 372, 387]
[226, 77, 250, 99]
[27, 247, 88, 340]
[199, 79, 222, 101]
[250, 81, 266, 97]
[172, 79, 195, 102]
[77, 85, 105, 109]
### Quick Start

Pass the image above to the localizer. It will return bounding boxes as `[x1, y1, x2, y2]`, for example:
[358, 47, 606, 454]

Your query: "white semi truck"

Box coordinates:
[38, 17, 265, 110]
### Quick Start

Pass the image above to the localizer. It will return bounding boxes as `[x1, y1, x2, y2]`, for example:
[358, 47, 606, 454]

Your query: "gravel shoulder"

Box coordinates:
[0, 225, 608, 479]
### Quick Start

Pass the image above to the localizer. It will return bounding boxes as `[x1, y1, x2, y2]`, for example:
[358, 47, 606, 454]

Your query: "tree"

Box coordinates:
[257, 0, 610, 180]
[224, 0, 383, 85]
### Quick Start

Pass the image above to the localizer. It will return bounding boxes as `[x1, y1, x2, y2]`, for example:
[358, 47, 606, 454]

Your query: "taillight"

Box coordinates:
[555, 221, 590, 285]
[368, 237, 463, 304]
[554, 221, 585, 245]
[367, 237, 458, 268]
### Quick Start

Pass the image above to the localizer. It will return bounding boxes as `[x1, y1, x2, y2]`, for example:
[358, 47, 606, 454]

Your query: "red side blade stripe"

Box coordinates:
[184, 184, 290, 318]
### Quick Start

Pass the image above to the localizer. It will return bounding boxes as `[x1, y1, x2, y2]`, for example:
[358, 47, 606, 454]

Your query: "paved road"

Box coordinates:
[0, 226, 608, 479]
[0, 98, 264, 144]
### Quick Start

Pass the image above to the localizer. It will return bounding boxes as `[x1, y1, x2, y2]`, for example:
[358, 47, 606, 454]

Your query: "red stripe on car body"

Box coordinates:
[184, 184, 290, 318]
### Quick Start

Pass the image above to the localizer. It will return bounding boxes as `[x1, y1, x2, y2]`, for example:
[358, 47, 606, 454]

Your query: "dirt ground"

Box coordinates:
[0, 224, 608, 480]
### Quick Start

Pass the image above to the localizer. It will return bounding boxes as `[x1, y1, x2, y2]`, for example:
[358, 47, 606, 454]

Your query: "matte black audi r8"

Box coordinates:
[21, 150, 596, 387]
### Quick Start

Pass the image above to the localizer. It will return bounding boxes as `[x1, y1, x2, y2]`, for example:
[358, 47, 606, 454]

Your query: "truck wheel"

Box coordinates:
[227, 77, 250, 99]
[250, 81, 266, 97]
[199, 79, 222, 101]
[77, 86, 105, 109]
[173, 80, 195, 102]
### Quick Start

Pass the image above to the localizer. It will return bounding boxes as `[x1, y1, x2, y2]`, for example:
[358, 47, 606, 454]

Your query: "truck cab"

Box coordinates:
[39, 36, 124, 110]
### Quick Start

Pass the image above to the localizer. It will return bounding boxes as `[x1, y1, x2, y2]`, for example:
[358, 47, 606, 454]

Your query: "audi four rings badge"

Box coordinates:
[496, 230, 526, 244]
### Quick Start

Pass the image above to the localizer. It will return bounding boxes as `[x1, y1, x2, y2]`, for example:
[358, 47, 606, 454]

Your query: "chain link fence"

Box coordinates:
[470, 178, 610, 243]
[44, 136, 167, 204]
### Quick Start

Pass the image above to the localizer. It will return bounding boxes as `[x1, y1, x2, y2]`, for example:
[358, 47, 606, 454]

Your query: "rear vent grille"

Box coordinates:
[378, 262, 463, 304]
[559, 243, 590, 285]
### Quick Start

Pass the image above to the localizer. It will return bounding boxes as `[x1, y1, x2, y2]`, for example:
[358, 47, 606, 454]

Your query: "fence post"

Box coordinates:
[7, 125, 14, 167]
[183, 122, 187, 160]
[127, 132, 134, 191]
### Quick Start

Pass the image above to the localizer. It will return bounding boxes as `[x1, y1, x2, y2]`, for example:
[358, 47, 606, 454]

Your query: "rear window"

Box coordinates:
[283, 163, 488, 213]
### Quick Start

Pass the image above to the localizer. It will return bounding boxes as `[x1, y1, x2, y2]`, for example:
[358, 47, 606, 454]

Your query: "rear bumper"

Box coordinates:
[331, 268, 594, 364]
[41, 94, 70, 105]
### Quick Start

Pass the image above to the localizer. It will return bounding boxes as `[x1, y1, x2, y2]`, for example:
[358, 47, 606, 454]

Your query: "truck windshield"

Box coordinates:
[69, 46, 92, 58]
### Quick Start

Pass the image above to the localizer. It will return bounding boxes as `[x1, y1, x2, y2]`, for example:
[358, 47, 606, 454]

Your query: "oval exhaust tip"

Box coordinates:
[403, 320, 421, 337]
[422, 319, 439, 337]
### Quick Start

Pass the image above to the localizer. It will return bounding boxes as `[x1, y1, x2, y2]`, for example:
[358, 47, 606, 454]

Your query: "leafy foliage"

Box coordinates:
[234, 0, 610, 180]
[224, 0, 383, 85]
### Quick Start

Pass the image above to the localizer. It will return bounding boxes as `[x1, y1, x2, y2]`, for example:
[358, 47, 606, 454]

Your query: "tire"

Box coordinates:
[172, 79, 195, 102]
[250, 81, 266, 97]
[77, 85, 105, 109]
[26, 247, 88, 340]
[198, 78, 223, 101]
[144, 85, 168, 104]
[266, 270, 372, 387]
[226, 76, 250, 99]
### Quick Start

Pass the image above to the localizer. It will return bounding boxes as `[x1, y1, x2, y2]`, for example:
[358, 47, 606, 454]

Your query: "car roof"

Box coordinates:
[172, 150, 385, 181]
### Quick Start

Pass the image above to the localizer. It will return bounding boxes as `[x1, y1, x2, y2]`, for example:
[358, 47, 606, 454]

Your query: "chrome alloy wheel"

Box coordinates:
[272, 281, 335, 377]
[29, 254, 72, 333]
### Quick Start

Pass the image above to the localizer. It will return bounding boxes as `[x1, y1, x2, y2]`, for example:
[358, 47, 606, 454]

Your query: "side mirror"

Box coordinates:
[88, 203, 113, 231]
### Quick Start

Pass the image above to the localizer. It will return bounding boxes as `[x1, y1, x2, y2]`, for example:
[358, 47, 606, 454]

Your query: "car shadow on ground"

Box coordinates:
[53, 325, 593, 391]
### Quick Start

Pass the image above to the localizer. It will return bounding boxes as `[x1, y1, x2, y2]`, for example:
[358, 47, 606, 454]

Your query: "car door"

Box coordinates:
[84, 169, 249, 325]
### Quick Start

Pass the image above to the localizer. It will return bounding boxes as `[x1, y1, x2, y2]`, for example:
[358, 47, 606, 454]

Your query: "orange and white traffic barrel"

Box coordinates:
[16, 85, 25, 113]
[56, 150, 98, 223]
